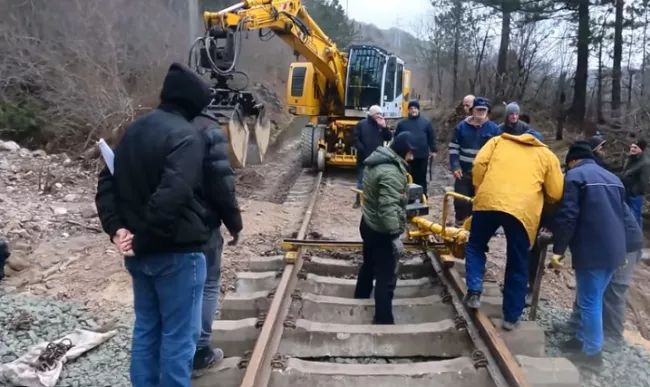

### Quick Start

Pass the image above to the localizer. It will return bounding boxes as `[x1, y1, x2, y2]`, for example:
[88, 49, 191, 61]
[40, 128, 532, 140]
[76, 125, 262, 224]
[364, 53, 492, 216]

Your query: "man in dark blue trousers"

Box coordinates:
[552, 141, 627, 371]
[395, 99, 437, 197]
[448, 97, 501, 224]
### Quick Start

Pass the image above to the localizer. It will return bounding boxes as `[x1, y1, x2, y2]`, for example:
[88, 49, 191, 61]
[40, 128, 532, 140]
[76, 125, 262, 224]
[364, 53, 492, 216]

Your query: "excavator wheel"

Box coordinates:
[300, 125, 315, 168]
[311, 125, 325, 168]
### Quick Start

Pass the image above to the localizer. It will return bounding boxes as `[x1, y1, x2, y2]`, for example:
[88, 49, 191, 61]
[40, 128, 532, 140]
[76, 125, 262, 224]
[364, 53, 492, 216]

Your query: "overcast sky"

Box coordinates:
[346, 0, 431, 29]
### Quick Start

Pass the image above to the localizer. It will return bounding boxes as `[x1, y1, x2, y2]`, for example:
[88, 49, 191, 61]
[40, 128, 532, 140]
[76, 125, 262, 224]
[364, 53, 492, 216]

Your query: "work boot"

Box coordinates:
[192, 347, 224, 378]
[502, 320, 519, 331]
[566, 351, 603, 373]
[553, 320, 578, 335]
[463, 290, 481, 309]
[559, 337, 583, 353]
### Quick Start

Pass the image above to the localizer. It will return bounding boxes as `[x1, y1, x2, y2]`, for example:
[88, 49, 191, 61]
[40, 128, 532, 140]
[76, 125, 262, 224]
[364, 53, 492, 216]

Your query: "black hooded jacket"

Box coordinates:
[192, 111, 243, 238]
[95, 63, 212, 256]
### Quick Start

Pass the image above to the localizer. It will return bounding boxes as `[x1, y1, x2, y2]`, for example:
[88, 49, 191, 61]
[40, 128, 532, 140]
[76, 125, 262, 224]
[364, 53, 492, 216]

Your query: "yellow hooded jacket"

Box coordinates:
[472, 133, 564, 246]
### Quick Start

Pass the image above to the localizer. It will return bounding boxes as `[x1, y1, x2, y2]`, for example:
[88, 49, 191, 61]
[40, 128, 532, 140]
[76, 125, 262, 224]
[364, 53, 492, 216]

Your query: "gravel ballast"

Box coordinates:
[0, 294, 131, 387]
[3, 293, 650, 387]
[533, 301, 650, 387]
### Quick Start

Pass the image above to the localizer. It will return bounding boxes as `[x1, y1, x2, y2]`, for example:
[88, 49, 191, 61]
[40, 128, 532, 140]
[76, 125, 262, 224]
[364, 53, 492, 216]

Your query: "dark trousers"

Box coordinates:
[409, 157, 429, 197]
[453, 174, 474, 222]
[354, 217, 397, 324]
[465, 211, 530, 323]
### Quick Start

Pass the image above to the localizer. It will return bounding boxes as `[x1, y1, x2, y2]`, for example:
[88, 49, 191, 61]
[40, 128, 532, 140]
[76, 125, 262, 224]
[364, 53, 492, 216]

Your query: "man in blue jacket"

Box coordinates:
[395, 100, 437, 197]
[554, 202, 644, 353]
[551, 141, 627, 371]
[352, 106, 393, 208]
[448, 97, 501, 224]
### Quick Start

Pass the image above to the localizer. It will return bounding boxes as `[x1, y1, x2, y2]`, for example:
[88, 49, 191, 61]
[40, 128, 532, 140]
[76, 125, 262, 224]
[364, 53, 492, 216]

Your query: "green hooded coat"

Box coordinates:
[361, 147, 409, 236]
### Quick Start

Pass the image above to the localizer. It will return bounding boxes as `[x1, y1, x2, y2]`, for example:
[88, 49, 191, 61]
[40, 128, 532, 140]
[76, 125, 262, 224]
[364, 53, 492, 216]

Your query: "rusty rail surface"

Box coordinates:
[239, 171, 323, 387]
[429, 251, 531, 387]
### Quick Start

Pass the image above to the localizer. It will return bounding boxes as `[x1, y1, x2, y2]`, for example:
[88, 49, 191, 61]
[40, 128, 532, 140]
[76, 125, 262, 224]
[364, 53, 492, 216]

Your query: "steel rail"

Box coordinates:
[239, 171, 323, 387]
[428, 251, 531, 387]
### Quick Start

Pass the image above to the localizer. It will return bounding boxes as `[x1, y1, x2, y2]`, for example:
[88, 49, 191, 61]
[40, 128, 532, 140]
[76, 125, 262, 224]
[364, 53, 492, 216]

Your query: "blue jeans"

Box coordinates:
[626, 195, 644, 228]
[126, 252, 207, 387]
[355, 165, 364, 203]
[567, 251, 641, 343]
[575, 268, 615, 355]
[465, 211, 530, 323]
[198, 232, 223, 349]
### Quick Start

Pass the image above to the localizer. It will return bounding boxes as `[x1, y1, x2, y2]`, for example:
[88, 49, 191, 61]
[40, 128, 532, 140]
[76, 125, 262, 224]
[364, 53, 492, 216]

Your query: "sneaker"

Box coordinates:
[566, 351, 603, 373]
[192, 347, 224, 378]
[553, 321, 578, 335]
[502, 320, 519, 331]
[559, 337, 582, 353]
[463, 290, 481, 309]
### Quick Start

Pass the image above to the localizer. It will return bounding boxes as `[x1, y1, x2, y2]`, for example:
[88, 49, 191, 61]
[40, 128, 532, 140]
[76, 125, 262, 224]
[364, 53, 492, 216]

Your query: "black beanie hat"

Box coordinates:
[408, 100, 420, 110]
[565, 141, 594, 165]
[391, 132, 415, 159]
[635, 139, 647, 151]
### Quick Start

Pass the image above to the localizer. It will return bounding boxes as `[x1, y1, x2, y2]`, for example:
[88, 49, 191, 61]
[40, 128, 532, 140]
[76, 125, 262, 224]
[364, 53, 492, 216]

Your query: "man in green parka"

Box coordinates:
[354, 132, 416, 324]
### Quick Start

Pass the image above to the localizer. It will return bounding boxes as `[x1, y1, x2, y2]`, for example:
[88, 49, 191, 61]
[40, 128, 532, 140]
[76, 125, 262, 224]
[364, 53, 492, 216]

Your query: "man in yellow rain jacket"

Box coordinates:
[463, 127, 564, 331]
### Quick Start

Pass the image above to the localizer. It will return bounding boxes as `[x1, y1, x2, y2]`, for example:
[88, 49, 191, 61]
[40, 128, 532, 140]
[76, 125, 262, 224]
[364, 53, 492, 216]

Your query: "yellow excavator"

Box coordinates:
[199, 0, 412, 171]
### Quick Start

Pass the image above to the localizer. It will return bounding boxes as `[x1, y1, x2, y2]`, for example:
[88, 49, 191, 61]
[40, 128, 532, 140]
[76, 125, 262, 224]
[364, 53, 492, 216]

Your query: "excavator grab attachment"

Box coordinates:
[189, 25, 272, 168]
[253, 104, 271, 163]
[227, 103, 249, 168]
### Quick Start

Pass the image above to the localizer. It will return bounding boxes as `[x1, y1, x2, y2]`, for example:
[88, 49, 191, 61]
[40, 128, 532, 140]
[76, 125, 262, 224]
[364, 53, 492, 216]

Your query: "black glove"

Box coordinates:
[227, 232, 240, 246]
[391, 238, 405, 258]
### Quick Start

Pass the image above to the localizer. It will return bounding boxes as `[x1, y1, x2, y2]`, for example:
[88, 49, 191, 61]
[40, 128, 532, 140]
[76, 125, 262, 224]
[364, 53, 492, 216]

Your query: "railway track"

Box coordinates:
[194, 170, 581, 387]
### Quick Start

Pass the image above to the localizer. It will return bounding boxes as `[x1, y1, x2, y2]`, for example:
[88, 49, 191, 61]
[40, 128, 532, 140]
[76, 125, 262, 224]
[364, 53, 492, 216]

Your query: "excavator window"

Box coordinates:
[396, 63, 404, 98]
[384, 58, 396, 103]
[291, 66, 307, 97]
[345, 47, 385, 109]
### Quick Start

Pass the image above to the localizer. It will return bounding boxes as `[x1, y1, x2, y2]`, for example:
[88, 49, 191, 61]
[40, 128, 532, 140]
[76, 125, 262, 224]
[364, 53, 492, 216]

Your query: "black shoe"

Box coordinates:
[463, 290, 481, 309]
[352, 201, 361, 209]
[567, 351, 603, 373]
[559, 338, 582, 352]
[192, 347, 224, 378]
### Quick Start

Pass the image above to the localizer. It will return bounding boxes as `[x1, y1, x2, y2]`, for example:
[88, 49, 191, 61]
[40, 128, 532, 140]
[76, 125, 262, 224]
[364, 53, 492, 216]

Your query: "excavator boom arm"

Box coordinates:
[204, 0, 347, 105]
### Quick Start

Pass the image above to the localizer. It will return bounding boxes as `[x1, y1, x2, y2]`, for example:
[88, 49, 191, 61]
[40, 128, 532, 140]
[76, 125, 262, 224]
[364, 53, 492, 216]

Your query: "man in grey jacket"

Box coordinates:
[554, 203, 644, 352]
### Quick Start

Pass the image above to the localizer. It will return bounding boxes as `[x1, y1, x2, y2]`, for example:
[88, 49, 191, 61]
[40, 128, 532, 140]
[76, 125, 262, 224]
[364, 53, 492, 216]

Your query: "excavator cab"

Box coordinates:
[190, 27, 271, 168]
[344, 45, 407, 120]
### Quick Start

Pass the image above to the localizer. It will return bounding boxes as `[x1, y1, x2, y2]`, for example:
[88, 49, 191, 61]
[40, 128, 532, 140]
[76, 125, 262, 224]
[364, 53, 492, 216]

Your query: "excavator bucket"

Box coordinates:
[253, 105, 271, 163]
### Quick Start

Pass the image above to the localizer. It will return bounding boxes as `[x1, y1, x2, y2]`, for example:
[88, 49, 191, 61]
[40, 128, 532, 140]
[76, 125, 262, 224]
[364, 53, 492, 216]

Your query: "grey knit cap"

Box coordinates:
[505, 102, 520, 116]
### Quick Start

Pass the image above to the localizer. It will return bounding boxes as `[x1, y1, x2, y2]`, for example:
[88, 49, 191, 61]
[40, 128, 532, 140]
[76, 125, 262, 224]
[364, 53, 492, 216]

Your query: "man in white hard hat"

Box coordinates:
[352, 105, 393, 208]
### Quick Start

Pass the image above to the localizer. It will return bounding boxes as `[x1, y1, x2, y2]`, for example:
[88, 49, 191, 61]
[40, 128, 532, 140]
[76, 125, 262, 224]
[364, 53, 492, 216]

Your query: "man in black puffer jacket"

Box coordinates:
[96, 62, 211, 387]
[395, 100, 437, 197]
[191, 109, 243, 376]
